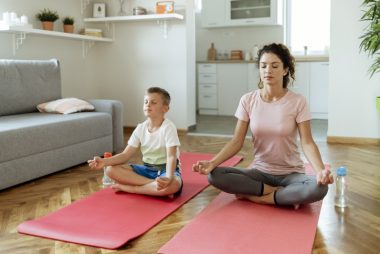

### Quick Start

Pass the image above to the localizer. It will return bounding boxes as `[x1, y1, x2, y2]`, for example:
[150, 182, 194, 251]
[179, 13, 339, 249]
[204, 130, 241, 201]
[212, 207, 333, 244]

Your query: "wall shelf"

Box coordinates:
[84, 13, 184, 39]
[0, 25, 112, 57]
[0, 13, 184, 55]
[83, 13, 184, 22]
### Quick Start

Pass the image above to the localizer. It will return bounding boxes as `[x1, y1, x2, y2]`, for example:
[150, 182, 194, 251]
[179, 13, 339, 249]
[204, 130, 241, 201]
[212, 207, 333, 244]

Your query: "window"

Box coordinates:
[286, 0, 330, 55]
[195, 0, 202, 13]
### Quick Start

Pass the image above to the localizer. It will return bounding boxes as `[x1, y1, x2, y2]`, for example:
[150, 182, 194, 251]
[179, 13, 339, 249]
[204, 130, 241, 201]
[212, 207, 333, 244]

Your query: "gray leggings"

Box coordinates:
[208, 167, 328, 206]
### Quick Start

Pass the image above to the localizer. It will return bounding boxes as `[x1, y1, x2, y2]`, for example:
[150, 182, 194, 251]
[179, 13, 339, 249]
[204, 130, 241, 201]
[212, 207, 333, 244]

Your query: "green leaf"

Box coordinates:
[360, 0, 380, 78]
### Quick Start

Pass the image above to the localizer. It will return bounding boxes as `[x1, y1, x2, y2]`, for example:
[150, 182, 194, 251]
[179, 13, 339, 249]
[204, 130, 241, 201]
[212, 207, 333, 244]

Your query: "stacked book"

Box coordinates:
[80, 28, 103, 37]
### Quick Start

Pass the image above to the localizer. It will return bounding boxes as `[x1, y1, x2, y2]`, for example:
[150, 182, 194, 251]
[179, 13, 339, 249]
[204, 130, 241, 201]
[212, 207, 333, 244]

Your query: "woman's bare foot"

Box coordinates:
[235, 192, 275, 205]
[235, 194, 244, 199]
[263, 184, 280, 195]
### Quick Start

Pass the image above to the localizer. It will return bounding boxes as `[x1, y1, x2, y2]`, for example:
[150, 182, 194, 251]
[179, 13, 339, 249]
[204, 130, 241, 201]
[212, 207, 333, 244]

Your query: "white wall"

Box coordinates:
[0, 0, 195, 130]
[195, 13, 283, 61]
[186, 0, 197, 127]
[328, 0, 380, 138]
[90, 0, 193, 129]
[0, 0, 99, 99]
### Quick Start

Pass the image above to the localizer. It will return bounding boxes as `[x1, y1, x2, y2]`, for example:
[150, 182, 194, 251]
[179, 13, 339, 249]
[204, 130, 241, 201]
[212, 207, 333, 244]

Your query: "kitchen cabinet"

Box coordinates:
[218, 64, 248, 115]
[309, 62, 329, 119]
[290, 62, 310, 103]
[197, 60, 328, 118]
[201, 0, 225, 28]
[198, 64, 218, 115]
[226, 0, 283, 26]
[290, 62, 328, 119]
[201, 0, 283, 28]
[247, 63, 260, 91]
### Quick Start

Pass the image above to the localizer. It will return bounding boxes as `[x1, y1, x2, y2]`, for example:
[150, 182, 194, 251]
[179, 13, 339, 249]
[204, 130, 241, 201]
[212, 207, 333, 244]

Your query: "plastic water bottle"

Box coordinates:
[334, 166, 348, 208]
[102, 152, 114, 187]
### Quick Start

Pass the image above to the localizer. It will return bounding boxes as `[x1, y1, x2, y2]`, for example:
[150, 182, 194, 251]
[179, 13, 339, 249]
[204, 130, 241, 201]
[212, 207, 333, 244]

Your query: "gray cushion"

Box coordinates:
[0, 112, 112, 163]
[0, 59, 61, 116]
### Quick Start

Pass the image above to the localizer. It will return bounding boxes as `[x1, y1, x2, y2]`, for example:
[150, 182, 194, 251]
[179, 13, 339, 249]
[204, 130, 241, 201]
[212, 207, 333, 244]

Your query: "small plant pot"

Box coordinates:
[63, 24, 74, 33]
[377, 96, 380, 111]
[41, 21, 54, 31]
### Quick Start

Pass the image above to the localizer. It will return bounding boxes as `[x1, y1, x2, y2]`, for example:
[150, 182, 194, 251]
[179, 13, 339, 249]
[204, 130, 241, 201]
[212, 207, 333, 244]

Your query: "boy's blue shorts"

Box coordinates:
[130, 162, 183, 196]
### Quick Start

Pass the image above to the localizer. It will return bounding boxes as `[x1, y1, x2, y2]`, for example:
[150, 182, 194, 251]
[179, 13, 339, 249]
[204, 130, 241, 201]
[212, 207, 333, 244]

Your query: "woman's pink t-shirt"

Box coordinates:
[235, 89, 311, 175]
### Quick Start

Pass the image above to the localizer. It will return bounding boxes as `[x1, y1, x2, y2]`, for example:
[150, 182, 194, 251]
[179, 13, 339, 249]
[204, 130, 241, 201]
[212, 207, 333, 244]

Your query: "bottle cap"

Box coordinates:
[337, 166, 347, 176]
[103, 152, 112, 158]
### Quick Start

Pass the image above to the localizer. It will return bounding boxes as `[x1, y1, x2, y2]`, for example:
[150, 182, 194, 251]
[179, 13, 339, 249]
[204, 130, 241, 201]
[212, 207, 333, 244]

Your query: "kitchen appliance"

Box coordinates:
[133, 6, 147, 15]
[156, 1, 174, 14]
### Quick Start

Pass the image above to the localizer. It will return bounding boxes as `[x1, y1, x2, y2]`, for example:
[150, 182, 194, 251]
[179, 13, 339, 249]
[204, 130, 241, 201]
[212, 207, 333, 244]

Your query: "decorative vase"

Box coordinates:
[118, 0, 127, 16]
[41, 21, 54, 31]
[63, 24, 74, 33]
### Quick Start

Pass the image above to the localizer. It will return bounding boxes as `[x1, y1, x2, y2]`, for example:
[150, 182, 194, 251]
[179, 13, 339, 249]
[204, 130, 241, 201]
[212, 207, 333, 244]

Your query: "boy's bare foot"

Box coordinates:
[111, 183, 136, 193]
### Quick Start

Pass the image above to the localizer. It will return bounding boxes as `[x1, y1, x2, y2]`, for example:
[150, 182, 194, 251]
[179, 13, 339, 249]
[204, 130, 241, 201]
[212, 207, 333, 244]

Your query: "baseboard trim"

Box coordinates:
[327, 136, 380, 145]
[123, 126, 188, 135]
[124, 126, 135, 134]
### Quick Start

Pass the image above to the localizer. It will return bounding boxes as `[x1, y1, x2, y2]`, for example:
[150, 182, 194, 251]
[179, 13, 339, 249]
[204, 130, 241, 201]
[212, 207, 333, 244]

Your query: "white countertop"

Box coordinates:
[197, 55, 329, 63]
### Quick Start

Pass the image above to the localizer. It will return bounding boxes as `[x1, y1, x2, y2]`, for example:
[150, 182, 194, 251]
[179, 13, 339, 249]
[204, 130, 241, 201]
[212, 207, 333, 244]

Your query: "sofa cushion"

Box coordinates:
[0, 112, 112, 163]
[37, 98, 95, 114]
[0, 59, 61, 117]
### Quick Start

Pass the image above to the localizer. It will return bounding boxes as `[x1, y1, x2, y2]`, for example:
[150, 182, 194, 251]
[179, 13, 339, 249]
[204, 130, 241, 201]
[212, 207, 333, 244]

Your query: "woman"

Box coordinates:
[193, 43, 333, 208]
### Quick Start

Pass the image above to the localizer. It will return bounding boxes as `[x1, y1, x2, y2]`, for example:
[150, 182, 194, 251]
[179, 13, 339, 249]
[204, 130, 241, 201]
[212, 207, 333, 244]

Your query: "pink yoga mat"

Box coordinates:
[17, 152, 242, 249]
[159, 164, 328, 254]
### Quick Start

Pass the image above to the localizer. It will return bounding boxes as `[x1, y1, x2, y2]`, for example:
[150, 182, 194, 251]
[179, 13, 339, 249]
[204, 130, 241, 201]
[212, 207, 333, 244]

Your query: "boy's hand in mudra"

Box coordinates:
[87, 156, 105, 170]
[156, 176, 173, 190]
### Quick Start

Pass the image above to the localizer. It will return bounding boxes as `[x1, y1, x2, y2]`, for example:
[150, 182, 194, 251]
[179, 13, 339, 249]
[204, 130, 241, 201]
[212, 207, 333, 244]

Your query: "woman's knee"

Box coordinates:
[208, 168, 224, 186]
[316, 184, 329, 200]
[303, 184, 329, 203]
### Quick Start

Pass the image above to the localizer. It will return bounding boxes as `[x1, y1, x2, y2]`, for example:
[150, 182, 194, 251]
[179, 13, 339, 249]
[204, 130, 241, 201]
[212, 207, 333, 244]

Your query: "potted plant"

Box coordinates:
[36, 8, 59, 31]
[62, 16, 74, 33]
[359, 0, 380, 77]
[360, 1, 380, 111]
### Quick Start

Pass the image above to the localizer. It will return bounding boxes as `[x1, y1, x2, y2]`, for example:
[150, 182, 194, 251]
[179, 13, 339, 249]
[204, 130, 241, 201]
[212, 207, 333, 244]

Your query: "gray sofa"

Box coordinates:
[0, 59, 124, 190]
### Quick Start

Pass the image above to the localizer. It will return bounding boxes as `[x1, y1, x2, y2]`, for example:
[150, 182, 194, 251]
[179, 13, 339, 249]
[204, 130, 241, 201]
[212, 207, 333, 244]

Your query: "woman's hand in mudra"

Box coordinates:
[316, 168, 334, 185]
[192, 160, 215, 175]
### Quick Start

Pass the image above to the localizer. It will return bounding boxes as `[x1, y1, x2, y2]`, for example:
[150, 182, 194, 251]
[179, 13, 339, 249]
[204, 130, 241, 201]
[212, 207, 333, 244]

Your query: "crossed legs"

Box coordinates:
[208, 167, 328, 207]
[105, 164, 182, 197]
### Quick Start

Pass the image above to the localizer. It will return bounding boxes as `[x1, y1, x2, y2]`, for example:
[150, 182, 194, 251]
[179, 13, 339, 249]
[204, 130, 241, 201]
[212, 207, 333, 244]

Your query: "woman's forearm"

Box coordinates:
[211, 138, 243, 167]
[302, 141, 325, 172]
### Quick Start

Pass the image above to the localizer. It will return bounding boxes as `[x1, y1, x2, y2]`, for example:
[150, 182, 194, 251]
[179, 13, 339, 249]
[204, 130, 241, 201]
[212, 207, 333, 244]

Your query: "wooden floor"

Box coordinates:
[0, 132, 379, 254]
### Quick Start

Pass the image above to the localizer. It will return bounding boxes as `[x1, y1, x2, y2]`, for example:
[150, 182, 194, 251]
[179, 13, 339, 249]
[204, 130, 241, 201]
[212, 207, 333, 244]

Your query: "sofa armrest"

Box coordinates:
[89, 99, 124, 153]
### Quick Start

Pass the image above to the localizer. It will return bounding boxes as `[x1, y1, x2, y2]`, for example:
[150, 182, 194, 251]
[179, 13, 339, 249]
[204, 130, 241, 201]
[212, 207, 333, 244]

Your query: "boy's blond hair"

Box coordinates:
[147, 87, 171, 106]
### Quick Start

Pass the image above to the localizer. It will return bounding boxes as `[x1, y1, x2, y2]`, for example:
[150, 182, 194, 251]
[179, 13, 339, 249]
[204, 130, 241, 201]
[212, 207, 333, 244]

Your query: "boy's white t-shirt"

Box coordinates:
[128, 118, 180, 165]
[235, 89, 311, 175]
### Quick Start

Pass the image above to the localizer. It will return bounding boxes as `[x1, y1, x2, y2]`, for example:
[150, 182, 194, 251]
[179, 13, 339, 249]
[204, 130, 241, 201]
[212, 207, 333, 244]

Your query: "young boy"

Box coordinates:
[88, 87, 182, 197]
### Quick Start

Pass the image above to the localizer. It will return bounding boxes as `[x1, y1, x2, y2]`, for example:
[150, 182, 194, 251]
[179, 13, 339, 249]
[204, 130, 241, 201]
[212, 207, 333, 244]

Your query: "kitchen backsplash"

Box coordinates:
[195, 13, 283, 61]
